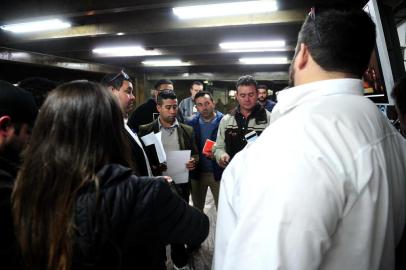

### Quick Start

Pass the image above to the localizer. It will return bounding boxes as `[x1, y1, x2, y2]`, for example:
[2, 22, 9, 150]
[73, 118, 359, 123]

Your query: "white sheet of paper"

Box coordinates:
[140, 131, 166, 163]
[163, 150, 191, 184]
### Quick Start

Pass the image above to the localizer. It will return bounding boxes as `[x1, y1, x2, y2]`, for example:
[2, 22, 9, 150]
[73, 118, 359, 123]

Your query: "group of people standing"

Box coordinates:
[1, 6, 406, 270]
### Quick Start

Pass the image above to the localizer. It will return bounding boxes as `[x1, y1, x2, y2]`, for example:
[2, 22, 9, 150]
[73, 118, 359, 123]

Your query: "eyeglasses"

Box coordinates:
[108, 70, 130, 83]
[309, 7, 321, 44]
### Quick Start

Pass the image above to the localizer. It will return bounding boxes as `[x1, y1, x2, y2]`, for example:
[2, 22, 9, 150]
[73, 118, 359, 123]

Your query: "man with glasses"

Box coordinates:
[214, 7, 406, 270]
[101, 71, 152, 177]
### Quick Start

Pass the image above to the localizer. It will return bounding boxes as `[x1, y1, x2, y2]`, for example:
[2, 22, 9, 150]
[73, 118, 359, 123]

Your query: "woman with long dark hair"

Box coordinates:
[12, 80, 209, 270]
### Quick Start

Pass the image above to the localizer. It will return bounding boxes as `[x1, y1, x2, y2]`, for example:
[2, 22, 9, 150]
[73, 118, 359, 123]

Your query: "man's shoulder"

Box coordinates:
[221, 113, 235, 122]
[180, 97, 192, 103]
[180, 122, 194, 134]
[139, 120, 157, 133]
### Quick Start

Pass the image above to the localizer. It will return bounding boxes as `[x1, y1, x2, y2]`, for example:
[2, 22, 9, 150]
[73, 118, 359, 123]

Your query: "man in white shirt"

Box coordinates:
[214, 7, 406, 270]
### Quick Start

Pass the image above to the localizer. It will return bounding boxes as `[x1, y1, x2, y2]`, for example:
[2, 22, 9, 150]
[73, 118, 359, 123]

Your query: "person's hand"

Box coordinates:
[186, 157, 196, 170]
[162, 176, 173, 183]
[218, 153, 230, 168]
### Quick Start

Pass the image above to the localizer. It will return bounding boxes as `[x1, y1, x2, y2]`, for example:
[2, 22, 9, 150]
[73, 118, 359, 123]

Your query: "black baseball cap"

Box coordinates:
[0, 80, 38, 125]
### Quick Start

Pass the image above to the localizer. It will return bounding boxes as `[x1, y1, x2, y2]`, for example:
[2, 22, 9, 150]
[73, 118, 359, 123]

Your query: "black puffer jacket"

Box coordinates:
[73, 164, 209, 270]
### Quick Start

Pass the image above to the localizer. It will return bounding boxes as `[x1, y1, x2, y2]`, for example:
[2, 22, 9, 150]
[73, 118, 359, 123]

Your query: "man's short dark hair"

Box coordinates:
[297, 8, 376, 78]
[236, 75, 258, 91]
[157, 90, 177, 105]
[0, 80, 37, 126]
[194, 91, 214, 102]
[154, 79, 173, 90]
[100, 71, 132, 90]
[392, 76, 406, 115]
[257, 84, 268, 91]
[190, 81, 203, 88]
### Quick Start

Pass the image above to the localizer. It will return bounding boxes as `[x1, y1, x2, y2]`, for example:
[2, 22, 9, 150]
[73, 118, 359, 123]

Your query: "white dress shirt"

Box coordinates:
[213, 79, 406, 270]
[124, 123, 153, 177]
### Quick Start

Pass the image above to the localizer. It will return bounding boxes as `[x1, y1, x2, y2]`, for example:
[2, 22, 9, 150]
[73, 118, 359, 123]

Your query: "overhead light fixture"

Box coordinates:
[239, 57, 289, 64]
[173, 1, 277, 19]
[0, 19, 71, 33]
[92, 46, 161, 57]
[219, 40, 286, 52]
[142, 59, 190, 67]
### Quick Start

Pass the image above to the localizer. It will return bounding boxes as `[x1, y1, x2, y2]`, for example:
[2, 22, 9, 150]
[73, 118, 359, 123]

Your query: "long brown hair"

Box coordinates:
[12, 80, 132, 270]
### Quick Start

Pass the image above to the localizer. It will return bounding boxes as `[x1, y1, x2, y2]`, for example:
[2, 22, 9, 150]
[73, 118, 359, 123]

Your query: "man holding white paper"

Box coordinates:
[138, 90, 198, 270]
[186, 91, 224, 211]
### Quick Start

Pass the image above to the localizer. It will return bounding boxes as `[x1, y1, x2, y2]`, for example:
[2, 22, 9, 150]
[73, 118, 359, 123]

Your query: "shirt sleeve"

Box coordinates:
[213, 116, 228, 163]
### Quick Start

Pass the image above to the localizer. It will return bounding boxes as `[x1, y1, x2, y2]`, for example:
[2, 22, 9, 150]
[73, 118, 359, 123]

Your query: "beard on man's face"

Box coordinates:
[288, 61, 295, 87]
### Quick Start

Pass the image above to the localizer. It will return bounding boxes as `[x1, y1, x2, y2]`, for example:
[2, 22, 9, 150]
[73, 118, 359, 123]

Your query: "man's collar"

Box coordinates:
[158, 118, 179, 130]
[272, 78, 363, 121]
[235, 104, 261, 118]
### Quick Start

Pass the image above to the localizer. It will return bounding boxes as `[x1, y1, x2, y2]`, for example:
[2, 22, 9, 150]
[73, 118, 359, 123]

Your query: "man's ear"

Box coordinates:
[156, 104, 161, 113]
[295, 43, 310, 70]
[0, 116, 12, 137]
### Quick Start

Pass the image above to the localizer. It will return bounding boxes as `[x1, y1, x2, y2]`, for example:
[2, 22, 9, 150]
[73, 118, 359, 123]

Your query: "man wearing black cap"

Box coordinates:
[0, 80, 38, 269]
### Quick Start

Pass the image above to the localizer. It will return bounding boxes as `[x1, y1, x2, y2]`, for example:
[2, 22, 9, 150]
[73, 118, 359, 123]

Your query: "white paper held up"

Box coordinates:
[163, 150, 191, 184]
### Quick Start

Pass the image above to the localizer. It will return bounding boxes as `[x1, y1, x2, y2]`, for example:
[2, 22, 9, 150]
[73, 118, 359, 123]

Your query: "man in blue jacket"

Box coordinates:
[187, 91, 223, 211]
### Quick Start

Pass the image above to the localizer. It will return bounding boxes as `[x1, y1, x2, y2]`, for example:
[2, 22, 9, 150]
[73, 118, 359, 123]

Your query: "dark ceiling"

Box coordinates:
[0, 0, 403, 83]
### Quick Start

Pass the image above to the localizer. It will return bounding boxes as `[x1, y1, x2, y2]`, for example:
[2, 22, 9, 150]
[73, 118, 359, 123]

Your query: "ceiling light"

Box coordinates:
[224, 48, 288, 53]
[142, 59, 190, 67]
[0, 19, 71, 33]
[220, 40, 285, 50]
[173, 1, 277, 19]
[92, 46, 161, 57]
[239, 57, 289, 64]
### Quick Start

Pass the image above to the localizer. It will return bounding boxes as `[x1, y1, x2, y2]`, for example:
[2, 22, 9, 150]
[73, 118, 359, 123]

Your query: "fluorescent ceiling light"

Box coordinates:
[173, 1, 277, 19]
[239, 57, 289, 64]
[224, 48, 288, 53]
[0, 19, 71, 33]
[220, 40, 285, 49]
[92, 46, 161, 57]
[142, 59, 190, 67]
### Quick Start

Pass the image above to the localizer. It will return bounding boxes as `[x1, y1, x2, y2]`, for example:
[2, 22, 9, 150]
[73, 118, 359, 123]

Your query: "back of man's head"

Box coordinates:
[157, 90, 177, 105]
[0, 80, 37, 126]
[297, 8, 376, 78]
